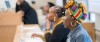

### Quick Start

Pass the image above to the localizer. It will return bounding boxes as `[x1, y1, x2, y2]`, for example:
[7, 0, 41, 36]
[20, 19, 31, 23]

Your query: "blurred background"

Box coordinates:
[0, 0, 100, 42]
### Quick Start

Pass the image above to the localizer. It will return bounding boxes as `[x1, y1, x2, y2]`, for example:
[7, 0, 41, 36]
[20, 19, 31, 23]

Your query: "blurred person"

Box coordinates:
[43, 2, 55, 15]
[42, 2, 55, 32]
[16, 0, 38, 24]
[32, 6, 70, 42]
[31, 1, 37, 9]
[62, 0, 92, 42]
[45, 6, 70, 42]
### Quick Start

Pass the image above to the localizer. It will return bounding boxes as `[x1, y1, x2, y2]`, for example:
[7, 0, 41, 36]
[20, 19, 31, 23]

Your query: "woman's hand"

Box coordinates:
[32, 34, 45, 41]
[31, 34, 40, 38]
[46, 14, 52, 30]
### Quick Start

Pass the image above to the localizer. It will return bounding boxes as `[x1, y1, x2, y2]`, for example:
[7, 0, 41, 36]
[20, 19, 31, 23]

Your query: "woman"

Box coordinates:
[42, 2, 55, 15]
[44, 6, 70, 42]
[32, 6, 70, 42]
[16, 0, 38, 24]
[42, 2, 55, 32]
[63, 0, 92, 42]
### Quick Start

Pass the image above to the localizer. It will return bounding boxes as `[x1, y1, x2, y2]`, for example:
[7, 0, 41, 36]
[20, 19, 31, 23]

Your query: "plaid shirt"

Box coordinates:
[66, 24, 92, 42]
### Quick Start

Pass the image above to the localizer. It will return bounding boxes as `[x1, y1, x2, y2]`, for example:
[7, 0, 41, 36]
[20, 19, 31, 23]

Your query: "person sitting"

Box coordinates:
[44, 6, 70, 42]
[16, 0, 38, 24]
[62, 0, 92, 42]
[42, 2, 55, 32]
[32, 6, 70, 42]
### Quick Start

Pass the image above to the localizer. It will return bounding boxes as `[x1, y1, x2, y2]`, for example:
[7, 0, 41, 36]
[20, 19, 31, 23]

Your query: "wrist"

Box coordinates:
[46, 28, 50, 31]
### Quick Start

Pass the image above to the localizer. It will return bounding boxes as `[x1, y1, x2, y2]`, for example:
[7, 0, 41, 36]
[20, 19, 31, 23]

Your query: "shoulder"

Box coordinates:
[56, 23, 70, 30]
[54, 22, 70, 33]
[55, 22, 65, 30]
[23, 1, 28, 4]
[76, 27, 92, 42]
[22, 1, 30, 7]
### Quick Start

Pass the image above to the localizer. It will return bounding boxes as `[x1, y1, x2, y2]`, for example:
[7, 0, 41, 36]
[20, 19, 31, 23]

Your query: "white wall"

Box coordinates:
[34, 0, 55, 9]
[89, 0, 100, 14]
[0, 0, 17, 11]
[0, 0, 55, 9]
[88, 0, 100, 30]
[0, 0, 7, 10]
[95, 14, 100, 31]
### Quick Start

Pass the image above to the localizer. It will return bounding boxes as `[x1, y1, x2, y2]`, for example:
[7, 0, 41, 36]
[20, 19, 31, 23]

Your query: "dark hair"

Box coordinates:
[54, 6, 65, 18]
[32, 1, 35, 4]
[48, 2, 55, 8]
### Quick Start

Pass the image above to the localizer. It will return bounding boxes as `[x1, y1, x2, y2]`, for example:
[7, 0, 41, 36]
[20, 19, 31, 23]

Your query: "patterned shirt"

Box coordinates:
[66, 24, 92, 42]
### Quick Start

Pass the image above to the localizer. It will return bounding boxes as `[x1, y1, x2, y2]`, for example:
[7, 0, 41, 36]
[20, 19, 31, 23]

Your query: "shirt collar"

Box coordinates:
[68, 24, 83, 39]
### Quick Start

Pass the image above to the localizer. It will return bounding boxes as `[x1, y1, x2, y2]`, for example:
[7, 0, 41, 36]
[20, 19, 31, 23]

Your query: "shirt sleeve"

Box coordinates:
[45, 30, 51, 42]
